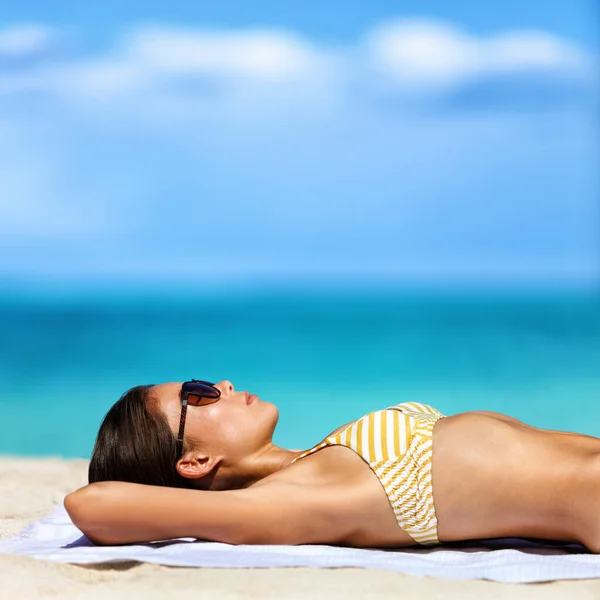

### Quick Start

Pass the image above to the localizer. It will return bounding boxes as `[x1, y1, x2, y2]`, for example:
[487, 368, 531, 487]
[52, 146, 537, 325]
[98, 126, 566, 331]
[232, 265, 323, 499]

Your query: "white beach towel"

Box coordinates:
[1, 504, 599, 583]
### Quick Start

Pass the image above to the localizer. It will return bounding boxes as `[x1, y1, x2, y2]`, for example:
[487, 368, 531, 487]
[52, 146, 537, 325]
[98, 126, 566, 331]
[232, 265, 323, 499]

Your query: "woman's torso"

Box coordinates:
[289, 402, 444, 545]
[264, 406, 600, 548]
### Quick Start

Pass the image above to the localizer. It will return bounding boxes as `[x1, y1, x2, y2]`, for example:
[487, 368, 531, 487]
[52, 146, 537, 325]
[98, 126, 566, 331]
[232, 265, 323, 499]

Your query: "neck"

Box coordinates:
[210, 444, 304, 491]
[249, 443, 303, 484]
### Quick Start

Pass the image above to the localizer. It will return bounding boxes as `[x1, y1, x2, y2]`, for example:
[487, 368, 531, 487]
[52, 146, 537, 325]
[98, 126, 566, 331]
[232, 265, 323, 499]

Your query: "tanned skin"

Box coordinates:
[65, 382, 600, 551]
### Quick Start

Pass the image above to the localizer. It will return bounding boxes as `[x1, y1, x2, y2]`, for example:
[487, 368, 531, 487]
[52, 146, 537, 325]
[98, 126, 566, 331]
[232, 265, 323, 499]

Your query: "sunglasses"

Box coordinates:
[177, 379, 221, 456]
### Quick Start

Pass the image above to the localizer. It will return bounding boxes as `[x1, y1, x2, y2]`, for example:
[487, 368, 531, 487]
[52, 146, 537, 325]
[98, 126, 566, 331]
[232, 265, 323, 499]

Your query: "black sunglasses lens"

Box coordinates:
[182, 380, 220, 404]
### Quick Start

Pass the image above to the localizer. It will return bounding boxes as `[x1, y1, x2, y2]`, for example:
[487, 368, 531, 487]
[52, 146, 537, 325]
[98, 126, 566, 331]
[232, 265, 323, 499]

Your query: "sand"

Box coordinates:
[2, 457, 600, 600]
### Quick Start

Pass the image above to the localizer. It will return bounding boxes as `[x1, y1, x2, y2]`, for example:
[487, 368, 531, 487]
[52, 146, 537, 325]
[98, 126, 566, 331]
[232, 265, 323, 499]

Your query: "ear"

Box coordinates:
[176, 452, 222, 481]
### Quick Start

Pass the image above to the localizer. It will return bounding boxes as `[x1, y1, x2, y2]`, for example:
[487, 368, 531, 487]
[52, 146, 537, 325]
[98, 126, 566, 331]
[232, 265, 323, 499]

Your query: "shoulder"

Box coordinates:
[243, 440, 385, 545]
[244, 442, 415, 547]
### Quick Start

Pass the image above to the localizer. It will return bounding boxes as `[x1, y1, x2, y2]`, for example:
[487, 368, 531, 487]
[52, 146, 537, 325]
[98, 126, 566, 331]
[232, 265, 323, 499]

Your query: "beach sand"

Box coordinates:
[2, 457, 600, 600]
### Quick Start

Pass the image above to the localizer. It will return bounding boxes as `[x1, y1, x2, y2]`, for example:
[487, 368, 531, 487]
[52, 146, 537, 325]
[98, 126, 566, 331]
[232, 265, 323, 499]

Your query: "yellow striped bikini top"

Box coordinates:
[289, 401, 445, 545]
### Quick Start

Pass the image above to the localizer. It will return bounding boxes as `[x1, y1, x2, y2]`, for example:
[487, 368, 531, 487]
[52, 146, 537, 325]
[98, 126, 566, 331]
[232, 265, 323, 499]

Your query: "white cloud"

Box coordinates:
[365, 20, 477, 89]
[365, 19, 589, 92]
[0, 24, 65, 96]
[0, 24, 56, 57]
[53, 59, 149, 100]
[124, 26, 325, 81]
[0, 19, 592, 109]
[484, 31, 586, 72]
[0, 25, 341, 110]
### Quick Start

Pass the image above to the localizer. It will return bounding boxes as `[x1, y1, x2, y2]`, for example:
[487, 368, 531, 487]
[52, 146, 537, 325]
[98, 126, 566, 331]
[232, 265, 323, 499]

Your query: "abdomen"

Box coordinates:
[431, 412, 597, 544]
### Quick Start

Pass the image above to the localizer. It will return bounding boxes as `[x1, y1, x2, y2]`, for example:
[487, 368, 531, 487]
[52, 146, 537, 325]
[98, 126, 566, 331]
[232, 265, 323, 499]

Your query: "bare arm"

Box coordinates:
[64, 480, 348, 546]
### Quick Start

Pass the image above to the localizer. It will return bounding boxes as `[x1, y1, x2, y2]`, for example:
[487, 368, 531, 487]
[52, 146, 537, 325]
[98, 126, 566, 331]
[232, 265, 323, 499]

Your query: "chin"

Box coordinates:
[266, 401, 280, 432]
[265, 399, 279, 418]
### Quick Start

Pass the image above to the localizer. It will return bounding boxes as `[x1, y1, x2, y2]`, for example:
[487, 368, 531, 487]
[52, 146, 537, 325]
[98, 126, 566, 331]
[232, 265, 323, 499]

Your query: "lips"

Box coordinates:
[246, 392, 255, 405]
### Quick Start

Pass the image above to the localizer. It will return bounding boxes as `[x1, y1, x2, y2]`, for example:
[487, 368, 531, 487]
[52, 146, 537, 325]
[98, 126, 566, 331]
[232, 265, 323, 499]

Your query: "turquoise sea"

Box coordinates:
[1, 286, 600, 458]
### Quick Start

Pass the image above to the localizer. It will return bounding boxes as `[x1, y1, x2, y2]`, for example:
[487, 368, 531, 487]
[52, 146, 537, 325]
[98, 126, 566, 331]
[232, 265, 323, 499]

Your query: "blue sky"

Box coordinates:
[0, 0, 598, 287]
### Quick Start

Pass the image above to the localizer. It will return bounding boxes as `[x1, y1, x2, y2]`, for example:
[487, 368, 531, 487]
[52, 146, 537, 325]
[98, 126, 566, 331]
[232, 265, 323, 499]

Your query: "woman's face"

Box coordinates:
[151, 380, 279, 467]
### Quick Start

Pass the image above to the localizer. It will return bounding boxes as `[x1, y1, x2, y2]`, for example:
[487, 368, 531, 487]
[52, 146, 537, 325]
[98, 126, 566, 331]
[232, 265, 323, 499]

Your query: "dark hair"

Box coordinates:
[88, 385, 193, 488]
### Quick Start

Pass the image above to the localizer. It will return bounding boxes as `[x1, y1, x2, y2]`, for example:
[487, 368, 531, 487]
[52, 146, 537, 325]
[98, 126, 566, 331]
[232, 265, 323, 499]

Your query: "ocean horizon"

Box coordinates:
[1, 284, 599, 459]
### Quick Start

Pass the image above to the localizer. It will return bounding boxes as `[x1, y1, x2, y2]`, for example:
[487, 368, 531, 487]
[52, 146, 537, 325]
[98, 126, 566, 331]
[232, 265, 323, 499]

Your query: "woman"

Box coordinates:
[65, 379, 600, 550]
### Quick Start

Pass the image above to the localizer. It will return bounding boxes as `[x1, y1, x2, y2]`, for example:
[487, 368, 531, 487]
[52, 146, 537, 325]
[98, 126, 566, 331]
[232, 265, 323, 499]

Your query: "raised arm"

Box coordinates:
[64, 480, 347, 546]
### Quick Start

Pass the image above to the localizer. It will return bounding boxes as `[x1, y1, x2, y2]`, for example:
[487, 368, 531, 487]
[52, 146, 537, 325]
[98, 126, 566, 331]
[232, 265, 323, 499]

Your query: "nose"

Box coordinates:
[216, 380, 234, 396]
